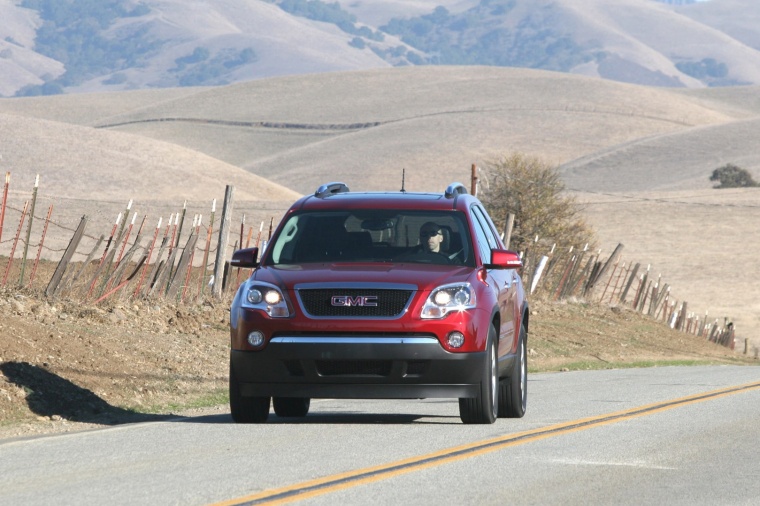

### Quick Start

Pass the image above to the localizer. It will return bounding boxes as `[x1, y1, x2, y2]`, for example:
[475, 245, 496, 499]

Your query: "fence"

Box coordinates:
[0, 172, 278, 305]
[520, 240, 737, 350]
[0, 171, 739, 351]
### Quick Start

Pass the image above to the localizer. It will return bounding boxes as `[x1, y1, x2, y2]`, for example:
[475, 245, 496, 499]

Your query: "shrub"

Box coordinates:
[349, 37, 365, 49]
[709, 164, 759, 188]
[478, 153, 596, 254]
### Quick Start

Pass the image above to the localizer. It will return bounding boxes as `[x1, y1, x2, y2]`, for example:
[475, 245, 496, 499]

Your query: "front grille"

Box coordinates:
[298, 289, 413, 318]
[405, 360, 428, 376]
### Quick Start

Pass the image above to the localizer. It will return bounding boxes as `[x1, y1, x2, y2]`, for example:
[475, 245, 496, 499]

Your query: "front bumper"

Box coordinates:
[230, 336, 486, 399]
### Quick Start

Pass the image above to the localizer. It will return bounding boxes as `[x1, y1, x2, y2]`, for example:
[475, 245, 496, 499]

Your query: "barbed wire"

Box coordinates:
[0, 199, 278, 263]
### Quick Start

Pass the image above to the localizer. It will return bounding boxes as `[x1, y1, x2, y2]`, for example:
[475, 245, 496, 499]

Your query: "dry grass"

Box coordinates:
[576, 188, 760, 352]
[0, 65, 758, 348]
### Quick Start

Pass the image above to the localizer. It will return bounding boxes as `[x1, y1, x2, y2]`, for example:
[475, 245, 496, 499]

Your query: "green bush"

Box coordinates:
[676, 58, 728, 79]
[478, 153, 595, 253]
[709, 164, 759, 188]
[349, 37, 365, 49]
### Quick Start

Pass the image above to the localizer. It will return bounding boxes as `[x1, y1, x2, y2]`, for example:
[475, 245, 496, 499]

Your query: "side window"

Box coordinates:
[470, 210, 493, 263]
[471, 206, 500, 250]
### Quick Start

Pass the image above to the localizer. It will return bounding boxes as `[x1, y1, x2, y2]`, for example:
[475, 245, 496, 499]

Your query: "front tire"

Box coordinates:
[229, 364, 271, 423]
[273, 397, 311, 418]
[459, 325, 498, 424]
[498, 322, 527, 418]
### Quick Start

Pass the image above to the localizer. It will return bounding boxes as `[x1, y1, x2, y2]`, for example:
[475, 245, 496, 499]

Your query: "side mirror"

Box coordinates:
[489, 249, 522, 269]
[230, 247, 259, 268]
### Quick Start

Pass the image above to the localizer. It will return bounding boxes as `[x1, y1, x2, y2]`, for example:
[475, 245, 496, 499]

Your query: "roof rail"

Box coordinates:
[314, 182, 350, 198]
[444, 182, 468, 198]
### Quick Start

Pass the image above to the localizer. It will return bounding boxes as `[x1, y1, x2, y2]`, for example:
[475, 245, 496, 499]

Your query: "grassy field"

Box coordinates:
[0, 66, 757, 348]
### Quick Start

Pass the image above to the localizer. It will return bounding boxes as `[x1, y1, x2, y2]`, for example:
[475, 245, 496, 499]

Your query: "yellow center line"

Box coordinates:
[213, 380, 760, 506]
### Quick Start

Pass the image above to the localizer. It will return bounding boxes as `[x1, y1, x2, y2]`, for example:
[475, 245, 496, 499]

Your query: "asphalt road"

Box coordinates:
[1, 366, 758, 506]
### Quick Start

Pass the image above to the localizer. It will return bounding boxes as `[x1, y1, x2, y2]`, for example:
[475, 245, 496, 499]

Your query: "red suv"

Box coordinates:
[229, 182, 528, 424]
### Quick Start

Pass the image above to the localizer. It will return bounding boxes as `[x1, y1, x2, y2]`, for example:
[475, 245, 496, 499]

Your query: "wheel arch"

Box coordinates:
[490, 306, 501, 337]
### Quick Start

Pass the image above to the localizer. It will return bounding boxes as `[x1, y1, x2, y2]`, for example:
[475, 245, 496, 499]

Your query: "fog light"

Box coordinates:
[247, 331, 265, 348]
[447, 332, 465, 349]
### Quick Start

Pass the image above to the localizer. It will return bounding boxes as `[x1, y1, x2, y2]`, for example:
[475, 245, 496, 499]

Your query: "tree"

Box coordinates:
[478, 153, 595, 254]
[709, 164, 758, 188]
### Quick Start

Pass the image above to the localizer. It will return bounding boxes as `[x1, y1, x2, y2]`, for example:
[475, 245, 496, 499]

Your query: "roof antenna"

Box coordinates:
[400, 168, 406, 193]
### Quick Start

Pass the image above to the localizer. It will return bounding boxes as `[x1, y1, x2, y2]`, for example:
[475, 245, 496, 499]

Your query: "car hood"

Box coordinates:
[251, 263, 475, 292]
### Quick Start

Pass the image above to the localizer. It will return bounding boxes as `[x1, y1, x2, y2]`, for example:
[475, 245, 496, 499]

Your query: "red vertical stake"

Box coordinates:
[234, 214, 247, 286]
[182, 214, 201, 302]
[115, 211, 137, 266]
[198, 200, 216, 298]
[86, 214, 121, 300]
[114, 214, 147, 289]
[168, 213, 178, 258]
[107, 212, 137, 292]
[2, 200, 28, 286]
[133, 217, 163, 298]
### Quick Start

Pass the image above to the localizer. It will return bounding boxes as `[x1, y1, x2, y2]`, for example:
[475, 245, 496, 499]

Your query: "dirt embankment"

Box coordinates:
[0, 288, 231, 439]
[0, 290, 756, 440]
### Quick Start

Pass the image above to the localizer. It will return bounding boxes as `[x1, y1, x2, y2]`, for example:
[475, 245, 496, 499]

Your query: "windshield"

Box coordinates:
[265, 210, 475, 267]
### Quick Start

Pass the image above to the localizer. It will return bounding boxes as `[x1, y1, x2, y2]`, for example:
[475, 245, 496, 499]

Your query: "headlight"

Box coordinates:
[243, 282, 291, 318]
[247, 289, 263, 304]
[264, 290, 281, 305]
[421, 283, 476, 319]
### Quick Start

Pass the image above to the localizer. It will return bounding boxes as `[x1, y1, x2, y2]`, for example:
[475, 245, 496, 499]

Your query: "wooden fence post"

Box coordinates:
[633, 265, 650, 310]
[619, 263, 640, 304]
[585, 243, 624, 297]
[606, 262, 627, 304]
[503, 213, 515, 250]
[45, 215, 87, 298]
[19, 175, 39, 286]
[0, 171, 9, 244]
[29, 204, 53, 287]
[677, 301, 688, 331]
[648, 283, 659, 316]
[167, 229, 198, 300]
[553, 253, 576, 300]
[212, 185, 234, 299]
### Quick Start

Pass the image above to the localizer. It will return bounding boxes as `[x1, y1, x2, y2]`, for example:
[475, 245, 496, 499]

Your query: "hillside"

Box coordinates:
[0, 109, 301, 254]
[674, 0, 760, 51]
[1, 64, 760, 437]
[3, 0, 760, 97]
[0, 66, 737, 194]
[0, 66, 758, 350]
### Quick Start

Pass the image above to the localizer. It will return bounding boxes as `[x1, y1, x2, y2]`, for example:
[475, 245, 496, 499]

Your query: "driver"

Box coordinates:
[419, 222, 445, 254]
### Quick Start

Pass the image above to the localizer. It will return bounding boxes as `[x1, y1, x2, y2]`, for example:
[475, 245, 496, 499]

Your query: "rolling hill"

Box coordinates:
[0, 65, 758, 351]
[2, 0, 760, 97]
